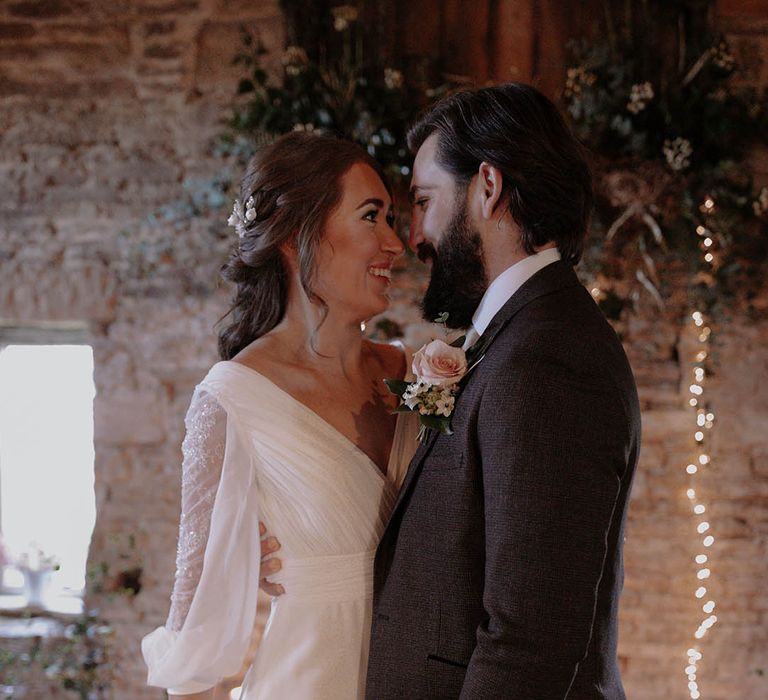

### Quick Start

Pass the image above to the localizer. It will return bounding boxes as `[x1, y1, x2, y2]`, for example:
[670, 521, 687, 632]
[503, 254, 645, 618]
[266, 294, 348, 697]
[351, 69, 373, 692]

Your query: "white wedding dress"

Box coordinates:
[141, 357, 418, 698]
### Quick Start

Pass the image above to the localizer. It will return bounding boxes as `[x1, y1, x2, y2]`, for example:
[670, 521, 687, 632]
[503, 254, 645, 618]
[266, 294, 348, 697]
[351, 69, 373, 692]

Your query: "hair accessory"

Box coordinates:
[227, 196, 257, 238]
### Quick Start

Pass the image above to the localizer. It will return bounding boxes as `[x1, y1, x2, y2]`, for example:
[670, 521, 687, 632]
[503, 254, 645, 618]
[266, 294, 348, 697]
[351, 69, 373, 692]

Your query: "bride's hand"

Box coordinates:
[259, 521, 285, 596]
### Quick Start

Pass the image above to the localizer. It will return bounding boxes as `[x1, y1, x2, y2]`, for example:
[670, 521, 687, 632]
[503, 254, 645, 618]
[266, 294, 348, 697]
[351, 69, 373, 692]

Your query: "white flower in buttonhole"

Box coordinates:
[385, 313, 485, 437]
[435, 388, 456, 418]
[408, 381, 459, 418]
[402, 381, 429, 410]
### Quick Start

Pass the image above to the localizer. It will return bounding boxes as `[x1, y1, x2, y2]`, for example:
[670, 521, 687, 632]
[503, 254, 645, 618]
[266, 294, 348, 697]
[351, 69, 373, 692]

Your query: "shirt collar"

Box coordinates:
[471, 247, 561, 336]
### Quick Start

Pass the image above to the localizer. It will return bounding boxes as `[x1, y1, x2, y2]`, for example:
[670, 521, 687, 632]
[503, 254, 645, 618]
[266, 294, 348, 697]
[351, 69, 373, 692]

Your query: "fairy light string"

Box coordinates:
[684, 196, 720, 700]
[536, 197, 726, 697]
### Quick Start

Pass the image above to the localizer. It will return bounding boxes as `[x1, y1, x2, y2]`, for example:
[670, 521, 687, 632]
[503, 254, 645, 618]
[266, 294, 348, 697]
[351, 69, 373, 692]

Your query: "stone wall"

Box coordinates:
[0, 1, 766, 699]
[614, 301, 768, 700]
[0, 2, 283, 698]
[612, 6, 768, 699]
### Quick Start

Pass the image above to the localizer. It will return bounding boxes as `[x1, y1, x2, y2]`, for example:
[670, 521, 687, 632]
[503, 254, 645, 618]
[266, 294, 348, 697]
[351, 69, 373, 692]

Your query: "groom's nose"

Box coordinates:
[408, 211, 424, 253]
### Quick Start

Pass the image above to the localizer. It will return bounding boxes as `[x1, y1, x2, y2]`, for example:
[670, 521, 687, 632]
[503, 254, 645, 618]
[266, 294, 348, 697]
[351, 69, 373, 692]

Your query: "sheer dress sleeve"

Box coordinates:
[165, 390, 226, 633]
[141, 386, 262, 695]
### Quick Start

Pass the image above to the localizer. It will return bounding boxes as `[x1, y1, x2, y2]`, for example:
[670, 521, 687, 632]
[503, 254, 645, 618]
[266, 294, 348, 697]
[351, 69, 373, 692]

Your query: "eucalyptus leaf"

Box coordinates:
[419, 414, 453, 435]
[383, 378, 410, 396]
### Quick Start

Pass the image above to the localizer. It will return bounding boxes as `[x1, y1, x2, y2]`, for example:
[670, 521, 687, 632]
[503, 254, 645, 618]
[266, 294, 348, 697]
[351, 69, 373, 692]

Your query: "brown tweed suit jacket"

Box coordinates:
[366, 261, 641, 699]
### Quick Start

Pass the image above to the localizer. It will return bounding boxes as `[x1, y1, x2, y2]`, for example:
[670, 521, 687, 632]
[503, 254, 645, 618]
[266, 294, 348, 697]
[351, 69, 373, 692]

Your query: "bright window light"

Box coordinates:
[0, 345, 96, 596]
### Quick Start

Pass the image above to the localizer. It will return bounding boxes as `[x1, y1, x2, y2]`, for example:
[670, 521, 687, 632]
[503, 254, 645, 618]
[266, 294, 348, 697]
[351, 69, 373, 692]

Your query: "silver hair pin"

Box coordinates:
[227, 196, 257, 239]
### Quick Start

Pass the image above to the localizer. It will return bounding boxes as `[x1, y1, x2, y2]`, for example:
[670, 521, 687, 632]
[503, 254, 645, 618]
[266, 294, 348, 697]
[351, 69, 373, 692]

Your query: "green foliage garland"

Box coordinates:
[224, 3, 437, 185]
[563, 0, 768, 316]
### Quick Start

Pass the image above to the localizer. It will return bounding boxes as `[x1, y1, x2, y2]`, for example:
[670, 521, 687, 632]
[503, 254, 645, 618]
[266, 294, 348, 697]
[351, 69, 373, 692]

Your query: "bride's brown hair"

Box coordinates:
[218, 131, 392, 360]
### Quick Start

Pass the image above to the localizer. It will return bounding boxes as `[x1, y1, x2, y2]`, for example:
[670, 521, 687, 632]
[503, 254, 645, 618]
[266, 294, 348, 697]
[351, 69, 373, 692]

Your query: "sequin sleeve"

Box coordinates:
[166, 389, 226, 632]
[141, 384, 263, 695]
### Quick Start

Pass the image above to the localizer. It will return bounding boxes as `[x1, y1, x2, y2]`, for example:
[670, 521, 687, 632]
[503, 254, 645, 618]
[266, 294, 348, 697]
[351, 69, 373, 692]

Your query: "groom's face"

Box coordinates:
[409, 134, 488, 329]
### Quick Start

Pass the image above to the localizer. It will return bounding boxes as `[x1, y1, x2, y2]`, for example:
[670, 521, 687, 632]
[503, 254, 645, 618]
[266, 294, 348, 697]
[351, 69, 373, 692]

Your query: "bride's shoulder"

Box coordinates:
[209, 336, 279, 381]
[196, 355, 260, 401]
[366, 338, 412, 380]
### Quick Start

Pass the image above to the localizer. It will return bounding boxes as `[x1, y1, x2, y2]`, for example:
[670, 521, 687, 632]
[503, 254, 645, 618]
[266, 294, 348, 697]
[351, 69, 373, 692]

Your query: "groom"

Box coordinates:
[364, 83, 640, 698]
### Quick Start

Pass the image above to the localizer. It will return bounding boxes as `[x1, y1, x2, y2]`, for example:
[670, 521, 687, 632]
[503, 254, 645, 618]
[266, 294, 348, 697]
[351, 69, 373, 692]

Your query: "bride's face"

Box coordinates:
[313, 162, 404, 321]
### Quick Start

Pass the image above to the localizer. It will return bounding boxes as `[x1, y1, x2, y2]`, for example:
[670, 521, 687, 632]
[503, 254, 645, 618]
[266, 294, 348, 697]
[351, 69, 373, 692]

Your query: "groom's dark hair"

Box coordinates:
[407, 82, 593, 265]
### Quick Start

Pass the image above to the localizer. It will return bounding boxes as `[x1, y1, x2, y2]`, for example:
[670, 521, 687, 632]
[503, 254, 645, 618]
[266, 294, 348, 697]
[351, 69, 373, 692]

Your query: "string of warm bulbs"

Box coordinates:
[588, 196, 721, 698]
[684, 196, 719, 699]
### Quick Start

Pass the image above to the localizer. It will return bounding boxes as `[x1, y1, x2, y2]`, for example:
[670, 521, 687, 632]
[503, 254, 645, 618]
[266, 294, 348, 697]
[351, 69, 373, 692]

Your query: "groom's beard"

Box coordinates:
[420, 202, 488, 330]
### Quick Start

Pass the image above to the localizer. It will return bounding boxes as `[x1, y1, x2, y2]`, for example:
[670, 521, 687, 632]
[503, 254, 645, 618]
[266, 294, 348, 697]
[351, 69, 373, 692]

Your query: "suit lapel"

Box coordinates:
[471, 260, 582, 360]
[383, 261, 582, 534]
[387, 424, 440, 521]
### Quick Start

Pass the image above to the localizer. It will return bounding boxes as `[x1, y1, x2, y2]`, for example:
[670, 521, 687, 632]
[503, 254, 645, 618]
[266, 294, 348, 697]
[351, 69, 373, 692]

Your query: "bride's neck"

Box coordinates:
[272, 296, 367, 379]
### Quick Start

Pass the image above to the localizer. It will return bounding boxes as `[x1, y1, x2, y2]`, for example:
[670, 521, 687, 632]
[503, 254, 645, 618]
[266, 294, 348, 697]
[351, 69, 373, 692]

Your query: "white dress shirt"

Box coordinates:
[463, 247, 561, 349]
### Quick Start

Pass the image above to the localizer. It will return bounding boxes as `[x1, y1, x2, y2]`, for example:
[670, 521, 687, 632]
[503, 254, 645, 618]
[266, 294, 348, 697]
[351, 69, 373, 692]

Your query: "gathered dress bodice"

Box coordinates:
[142, 358, 417, 698]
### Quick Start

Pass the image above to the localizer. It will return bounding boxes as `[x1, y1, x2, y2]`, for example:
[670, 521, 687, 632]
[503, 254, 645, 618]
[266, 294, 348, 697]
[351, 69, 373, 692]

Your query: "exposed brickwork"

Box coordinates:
[0, 1, 765, 699]
[0, 2, 282, 698]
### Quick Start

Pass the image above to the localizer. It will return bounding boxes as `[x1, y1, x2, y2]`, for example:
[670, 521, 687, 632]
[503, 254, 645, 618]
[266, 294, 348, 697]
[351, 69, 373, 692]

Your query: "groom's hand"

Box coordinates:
[259, 521, 285, 596]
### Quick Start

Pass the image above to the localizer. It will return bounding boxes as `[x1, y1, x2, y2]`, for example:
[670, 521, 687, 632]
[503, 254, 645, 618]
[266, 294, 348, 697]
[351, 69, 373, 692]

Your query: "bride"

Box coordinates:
[141, 132, 419, 698]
